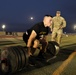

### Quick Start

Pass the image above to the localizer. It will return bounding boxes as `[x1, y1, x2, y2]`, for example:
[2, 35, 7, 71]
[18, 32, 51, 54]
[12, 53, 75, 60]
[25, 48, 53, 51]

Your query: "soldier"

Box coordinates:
[23, 15, 52, 57]
[51, 11, 66, 45]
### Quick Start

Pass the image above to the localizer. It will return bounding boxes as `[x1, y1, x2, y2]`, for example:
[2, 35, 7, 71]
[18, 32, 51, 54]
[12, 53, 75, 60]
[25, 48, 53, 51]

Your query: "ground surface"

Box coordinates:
[0, 34, 76, 75]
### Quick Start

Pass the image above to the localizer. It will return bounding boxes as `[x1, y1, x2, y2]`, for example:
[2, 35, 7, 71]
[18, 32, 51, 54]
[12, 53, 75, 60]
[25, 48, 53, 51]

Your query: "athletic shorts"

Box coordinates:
[23, 32, 30, 44]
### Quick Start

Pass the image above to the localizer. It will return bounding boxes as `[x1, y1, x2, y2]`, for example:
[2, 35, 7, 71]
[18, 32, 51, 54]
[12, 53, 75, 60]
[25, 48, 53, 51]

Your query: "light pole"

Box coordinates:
[2, 25, 6, 31]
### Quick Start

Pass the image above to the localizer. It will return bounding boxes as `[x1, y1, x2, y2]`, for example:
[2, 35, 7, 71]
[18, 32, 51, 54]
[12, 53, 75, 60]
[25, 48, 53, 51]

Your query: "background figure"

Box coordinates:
[51, 11, 66, 45]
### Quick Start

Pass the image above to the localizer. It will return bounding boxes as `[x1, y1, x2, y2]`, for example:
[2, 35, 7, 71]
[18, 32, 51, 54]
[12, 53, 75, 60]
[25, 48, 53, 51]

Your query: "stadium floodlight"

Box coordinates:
[2, 24, 6, 31]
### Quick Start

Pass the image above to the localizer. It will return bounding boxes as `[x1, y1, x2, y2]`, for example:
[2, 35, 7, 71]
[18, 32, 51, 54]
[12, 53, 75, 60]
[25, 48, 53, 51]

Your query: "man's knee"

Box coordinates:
[57, 34, 62, 39]
[33, 40, 39, 48]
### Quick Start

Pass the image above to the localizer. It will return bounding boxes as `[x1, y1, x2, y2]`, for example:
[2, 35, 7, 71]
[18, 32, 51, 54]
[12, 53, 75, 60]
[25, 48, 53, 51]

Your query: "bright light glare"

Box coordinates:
[74, 25, 76, 30]
[30, 17, 33, 20]
[2, 25, 6, 29]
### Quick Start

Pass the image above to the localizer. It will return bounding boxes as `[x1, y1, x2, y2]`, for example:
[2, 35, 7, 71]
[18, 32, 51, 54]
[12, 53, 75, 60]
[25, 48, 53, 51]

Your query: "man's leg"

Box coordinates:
[57, 34, 62, 45]
[37, 38, 48, 59]
[51, 31, 57, 41]
[39, 38, 48, 53]
[57, 30, 63, 45]
[31, 39, 40, 55]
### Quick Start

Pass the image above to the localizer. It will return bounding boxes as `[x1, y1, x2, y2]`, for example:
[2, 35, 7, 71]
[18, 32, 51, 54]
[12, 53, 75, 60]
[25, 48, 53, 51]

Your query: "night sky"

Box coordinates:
[0, 0, 76, 33]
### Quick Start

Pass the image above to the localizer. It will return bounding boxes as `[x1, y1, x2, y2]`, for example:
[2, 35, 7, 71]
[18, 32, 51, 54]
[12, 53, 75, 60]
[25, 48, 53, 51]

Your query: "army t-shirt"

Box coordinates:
[27, 22, 50, 39]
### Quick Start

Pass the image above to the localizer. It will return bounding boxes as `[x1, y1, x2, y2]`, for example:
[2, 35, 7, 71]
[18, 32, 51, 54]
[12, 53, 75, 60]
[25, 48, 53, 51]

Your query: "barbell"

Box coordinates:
[0, 41, 60, 74]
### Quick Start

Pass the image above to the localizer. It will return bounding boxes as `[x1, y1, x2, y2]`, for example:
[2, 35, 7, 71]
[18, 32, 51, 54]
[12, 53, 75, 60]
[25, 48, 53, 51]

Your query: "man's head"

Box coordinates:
[56, 11, 61, 16]
[43, 15, 53, 27]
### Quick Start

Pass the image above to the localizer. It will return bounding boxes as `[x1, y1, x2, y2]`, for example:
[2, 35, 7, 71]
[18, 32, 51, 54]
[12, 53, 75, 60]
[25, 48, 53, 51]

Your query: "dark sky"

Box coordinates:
[0, 0, 76, 33]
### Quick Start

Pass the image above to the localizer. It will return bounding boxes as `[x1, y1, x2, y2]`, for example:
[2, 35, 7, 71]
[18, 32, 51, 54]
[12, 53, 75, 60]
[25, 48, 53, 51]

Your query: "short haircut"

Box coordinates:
[56, 11, 61, 14]
[44, 15, 53, 18]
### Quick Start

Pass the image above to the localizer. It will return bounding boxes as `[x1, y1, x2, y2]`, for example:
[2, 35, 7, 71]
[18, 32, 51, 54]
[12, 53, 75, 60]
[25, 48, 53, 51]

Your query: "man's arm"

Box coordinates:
[50, 18, 54, 32]
[60, 18, 66, 29]
[27, 30, 37, 47]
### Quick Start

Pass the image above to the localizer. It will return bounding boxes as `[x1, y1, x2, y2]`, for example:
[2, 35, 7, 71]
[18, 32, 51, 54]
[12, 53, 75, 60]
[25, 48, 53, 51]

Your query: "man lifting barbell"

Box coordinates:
[23, 15, 53, 58]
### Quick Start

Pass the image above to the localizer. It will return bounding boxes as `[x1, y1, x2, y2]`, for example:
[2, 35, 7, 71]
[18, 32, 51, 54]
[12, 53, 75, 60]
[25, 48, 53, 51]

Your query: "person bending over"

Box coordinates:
[23, 15, 52, 57]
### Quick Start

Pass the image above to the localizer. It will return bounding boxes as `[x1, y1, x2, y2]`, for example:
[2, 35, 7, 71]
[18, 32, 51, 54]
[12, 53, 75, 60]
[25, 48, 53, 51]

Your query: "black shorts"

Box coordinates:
[23, 32, 39, 46]
[23, 32, 29, 44]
